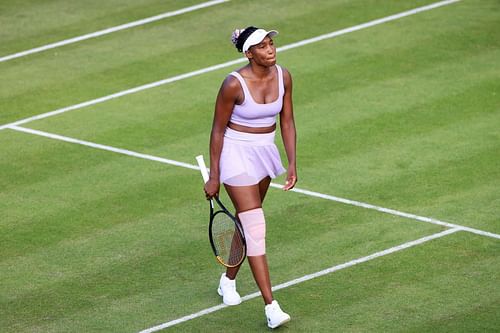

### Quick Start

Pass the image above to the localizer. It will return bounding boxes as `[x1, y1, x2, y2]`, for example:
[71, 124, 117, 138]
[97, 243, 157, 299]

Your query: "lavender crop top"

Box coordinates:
[229, 65, 284, 128]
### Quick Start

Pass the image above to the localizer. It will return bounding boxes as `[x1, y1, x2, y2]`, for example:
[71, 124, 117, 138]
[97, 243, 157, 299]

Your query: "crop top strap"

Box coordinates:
[229, 71, 251, 104]
[276, 65, 284, 96]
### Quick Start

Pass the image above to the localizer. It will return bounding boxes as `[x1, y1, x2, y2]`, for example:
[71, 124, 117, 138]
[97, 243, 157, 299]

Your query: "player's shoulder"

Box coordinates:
[223, 72, 240, 86]
[220, 73, 241, 90]
[218, 72, 243, 100]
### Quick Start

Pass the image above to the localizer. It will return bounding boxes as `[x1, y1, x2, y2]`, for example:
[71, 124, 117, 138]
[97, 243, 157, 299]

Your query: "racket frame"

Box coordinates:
[209, 196, 246, 267]
[196, 155, 247, 268]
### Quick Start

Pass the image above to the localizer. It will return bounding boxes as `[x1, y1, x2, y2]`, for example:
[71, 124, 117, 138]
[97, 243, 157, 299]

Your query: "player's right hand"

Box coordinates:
[204, 178, 220, 199]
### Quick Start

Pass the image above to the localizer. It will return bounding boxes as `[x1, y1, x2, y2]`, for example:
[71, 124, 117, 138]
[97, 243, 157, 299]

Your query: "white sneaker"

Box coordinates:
[217, 273, 242, 305]
[265, 300, 291, 329]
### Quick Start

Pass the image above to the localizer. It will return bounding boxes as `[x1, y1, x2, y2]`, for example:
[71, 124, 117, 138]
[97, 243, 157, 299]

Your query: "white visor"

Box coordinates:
[242, 29, 278, 52]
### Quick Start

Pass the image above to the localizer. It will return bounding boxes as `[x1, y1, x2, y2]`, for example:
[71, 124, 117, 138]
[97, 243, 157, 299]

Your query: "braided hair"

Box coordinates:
[231, 26, 258, 52]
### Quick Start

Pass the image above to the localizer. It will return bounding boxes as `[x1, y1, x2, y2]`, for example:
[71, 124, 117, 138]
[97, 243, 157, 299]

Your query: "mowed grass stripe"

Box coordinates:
[18, 0, 496, 152]
[19, 0, 498, 233]
[0, 0, 203, 55]
[296, 72, 499, 228]
[0, 128, 443, 331]
[140, 228, 460, 332]
[0, 0, 457, 126]
[8, 124, 500, 240]
[0, 0, 229, 63]
[174, 231, 499, 332]
[2, 1, 498, 332]
[278, 0, 499, 231]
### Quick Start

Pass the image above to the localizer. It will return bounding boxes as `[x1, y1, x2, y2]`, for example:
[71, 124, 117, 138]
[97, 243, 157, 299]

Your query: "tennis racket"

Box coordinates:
[196, 155, 246, 267]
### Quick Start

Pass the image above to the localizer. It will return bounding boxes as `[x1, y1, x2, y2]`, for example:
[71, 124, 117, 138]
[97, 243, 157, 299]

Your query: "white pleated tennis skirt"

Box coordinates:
[220, 127, 286, 186]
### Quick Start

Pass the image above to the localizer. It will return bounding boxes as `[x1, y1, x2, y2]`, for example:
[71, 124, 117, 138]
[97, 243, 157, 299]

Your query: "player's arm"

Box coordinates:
[279, 67, 297, 191]
[205, 76, 240, 198]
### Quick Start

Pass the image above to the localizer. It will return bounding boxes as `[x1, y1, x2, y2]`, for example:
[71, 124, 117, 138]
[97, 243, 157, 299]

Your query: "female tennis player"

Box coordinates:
[203, 26, 296, 329]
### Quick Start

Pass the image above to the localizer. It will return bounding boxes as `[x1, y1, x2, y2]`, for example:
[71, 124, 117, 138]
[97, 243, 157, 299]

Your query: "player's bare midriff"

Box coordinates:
[228, 121, 276, 134]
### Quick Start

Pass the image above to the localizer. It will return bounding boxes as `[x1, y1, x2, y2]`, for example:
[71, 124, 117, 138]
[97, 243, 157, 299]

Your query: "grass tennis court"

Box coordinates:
[1, 0, 499, 332]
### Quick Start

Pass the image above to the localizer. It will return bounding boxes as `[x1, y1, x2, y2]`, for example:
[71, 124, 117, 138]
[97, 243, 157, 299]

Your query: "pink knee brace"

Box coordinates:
[238, 208, 266, 256]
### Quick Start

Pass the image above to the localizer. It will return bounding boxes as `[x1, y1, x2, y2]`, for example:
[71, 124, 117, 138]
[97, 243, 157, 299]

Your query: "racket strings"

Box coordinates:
[212, 213, 245, 266]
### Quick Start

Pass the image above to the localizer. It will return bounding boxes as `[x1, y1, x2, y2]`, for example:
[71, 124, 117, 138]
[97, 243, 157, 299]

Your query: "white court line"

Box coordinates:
[0, 0, 229, 63]
[0, 0, 461, 131]
[0, 57, 245, 131]
[277, 0, 461, 53]
[8, 125, 500, 241]
[139, 228, 461, 332]
[8, 125, 198, 171]
[275, 185, 500, 240]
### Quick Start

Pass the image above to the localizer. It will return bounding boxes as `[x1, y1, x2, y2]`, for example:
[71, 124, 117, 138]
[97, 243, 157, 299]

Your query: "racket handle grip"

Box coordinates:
[196, 155, 210, 183]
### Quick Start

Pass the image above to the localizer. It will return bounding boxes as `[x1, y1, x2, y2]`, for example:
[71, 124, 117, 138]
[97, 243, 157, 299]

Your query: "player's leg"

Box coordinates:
[247, 176, 273, 303]
[257, 177, 291, 328]
[223, 183, 262, 279]
[225, 181, 274, 304]
[258, 176, 272, 202]
[216, 182, 261, 305]
[227, 178, 290, 327]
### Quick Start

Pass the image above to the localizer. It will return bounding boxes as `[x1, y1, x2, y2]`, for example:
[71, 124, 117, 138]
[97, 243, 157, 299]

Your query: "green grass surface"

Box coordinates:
[1, 0, 499, 332]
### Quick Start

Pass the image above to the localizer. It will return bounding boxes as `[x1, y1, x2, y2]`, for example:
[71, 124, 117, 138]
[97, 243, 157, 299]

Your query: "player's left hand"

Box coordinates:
[283, 168, 297, 191]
